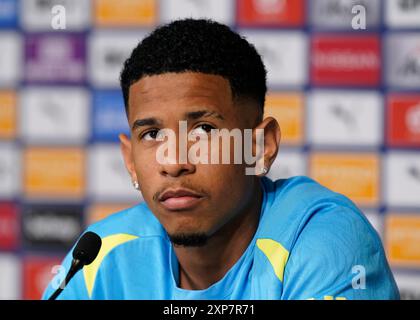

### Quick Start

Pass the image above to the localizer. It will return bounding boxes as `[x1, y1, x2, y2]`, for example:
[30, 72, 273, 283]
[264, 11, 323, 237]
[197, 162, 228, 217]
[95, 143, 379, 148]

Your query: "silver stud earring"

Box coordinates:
[132, 180, 139, 190]
[261, 167, 268, 175]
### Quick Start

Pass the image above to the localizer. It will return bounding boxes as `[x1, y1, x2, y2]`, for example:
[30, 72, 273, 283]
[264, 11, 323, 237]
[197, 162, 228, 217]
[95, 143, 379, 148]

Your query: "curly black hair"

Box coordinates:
[120, 18, 267, 118]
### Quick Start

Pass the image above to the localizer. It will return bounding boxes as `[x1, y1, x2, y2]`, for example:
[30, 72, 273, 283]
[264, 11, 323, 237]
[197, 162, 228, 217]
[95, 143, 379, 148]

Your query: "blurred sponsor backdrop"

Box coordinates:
[0, 0, 420, 300]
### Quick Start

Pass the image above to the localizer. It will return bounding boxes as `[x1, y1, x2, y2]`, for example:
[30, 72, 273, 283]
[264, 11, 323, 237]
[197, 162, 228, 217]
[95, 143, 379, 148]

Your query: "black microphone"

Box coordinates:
[48, 231, 102, 300]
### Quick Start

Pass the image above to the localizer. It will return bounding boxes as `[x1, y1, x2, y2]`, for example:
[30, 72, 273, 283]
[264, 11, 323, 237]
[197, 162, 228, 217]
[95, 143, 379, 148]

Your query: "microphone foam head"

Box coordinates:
[73, 231, 102, 265]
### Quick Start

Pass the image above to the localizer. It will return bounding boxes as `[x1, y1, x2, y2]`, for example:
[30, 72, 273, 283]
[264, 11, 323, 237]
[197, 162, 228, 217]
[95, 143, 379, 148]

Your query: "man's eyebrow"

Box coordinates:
[186, 110, 225, 121]
[131, 110, 224, 130]
[131, 118, 162, 131]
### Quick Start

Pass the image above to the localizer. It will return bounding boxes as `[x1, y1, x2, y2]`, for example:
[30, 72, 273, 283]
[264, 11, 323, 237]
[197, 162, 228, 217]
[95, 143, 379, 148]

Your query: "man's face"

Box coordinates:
[123, 72, 261, 242]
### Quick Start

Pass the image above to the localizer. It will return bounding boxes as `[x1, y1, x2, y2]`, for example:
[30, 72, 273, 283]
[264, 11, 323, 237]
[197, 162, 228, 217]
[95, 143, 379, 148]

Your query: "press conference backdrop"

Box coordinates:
[0, 0, 419, 300]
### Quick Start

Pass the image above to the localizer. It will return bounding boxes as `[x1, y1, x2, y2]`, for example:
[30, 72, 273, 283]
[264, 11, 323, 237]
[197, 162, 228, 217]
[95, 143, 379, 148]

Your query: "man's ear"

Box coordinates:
[254, 116, 281, 172]
[119, 133, 138, 183]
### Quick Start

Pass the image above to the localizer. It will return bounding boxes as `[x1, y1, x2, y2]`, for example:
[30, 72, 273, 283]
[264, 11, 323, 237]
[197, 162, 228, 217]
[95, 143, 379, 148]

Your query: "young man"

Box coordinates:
[43, 19, 399, 300]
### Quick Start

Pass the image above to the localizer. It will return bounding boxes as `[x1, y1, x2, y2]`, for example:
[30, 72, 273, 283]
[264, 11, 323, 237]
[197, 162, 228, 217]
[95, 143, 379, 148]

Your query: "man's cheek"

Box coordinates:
[135, 157, 159, 181]
[136, 173, 155, 202]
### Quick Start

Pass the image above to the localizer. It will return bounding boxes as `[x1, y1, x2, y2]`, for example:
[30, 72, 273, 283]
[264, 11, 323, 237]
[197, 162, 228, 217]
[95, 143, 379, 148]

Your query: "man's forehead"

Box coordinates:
[129, 72, 232, 105]
[128, 72, 234, 119]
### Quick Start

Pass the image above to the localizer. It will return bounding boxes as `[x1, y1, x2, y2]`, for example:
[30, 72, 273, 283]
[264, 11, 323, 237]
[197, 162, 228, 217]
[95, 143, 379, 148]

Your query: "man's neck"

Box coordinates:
[172, 180, 263, 290]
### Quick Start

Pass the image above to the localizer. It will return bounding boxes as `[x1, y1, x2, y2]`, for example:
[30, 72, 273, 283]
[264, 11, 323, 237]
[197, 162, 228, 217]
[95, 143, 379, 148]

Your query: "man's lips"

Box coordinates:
[158, 188, 204, 211]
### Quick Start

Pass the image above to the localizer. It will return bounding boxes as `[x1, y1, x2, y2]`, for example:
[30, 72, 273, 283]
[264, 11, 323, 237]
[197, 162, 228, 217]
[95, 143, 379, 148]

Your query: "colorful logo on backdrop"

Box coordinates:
[237, 0, 305, 27]
[264, 92, 304, 146]
[311, 35, 381, 86]
[386, 214, 420, 268]
[0, 0, 17, 27]
[23, 256, 63, 300]
[387, 94, 420, 147]
[25, 34, 86, 83]
[94, 0, 157, 27]
[92, 90, 130, 141]
[21, 204, 83, 251]
[0, 203, 19, 251]
[24, 147, 85, 199]
[310, 153, 380, 207]
[0, 91, 17, 139]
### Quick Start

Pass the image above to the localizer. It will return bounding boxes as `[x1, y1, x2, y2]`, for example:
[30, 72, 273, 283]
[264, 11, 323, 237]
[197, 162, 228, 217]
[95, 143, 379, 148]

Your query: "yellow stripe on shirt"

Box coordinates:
[83, 233, 138, 298]
[256, 238, 289, 283]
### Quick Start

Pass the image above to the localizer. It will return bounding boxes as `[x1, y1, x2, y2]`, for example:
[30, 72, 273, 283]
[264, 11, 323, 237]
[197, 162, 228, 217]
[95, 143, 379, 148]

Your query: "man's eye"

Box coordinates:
[141, 129, 160, 141]
[190, 124, 215, 135]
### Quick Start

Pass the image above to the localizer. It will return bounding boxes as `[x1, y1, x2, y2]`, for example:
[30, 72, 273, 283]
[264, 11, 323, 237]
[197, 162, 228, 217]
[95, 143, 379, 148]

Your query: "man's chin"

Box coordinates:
[168, 232, 209, 247]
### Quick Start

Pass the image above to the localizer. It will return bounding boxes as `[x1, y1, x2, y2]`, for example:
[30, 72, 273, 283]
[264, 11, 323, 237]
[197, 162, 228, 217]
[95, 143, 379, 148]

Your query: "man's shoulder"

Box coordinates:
[267, 175, 349, 207]
[43, 202, 168, 300]
[259, 176, 375, 250]
[86, 202, 165, 239]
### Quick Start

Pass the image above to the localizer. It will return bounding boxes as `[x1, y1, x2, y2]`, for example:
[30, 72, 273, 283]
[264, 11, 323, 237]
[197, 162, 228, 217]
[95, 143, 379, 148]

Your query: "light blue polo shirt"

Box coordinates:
[42, 176, 400, 300]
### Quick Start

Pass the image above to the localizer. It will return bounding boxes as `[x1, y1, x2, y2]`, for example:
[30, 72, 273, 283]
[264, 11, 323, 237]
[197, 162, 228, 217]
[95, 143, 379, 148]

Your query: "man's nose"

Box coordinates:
[159, 161, 196, 177]
[157, 132, 196, 177]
